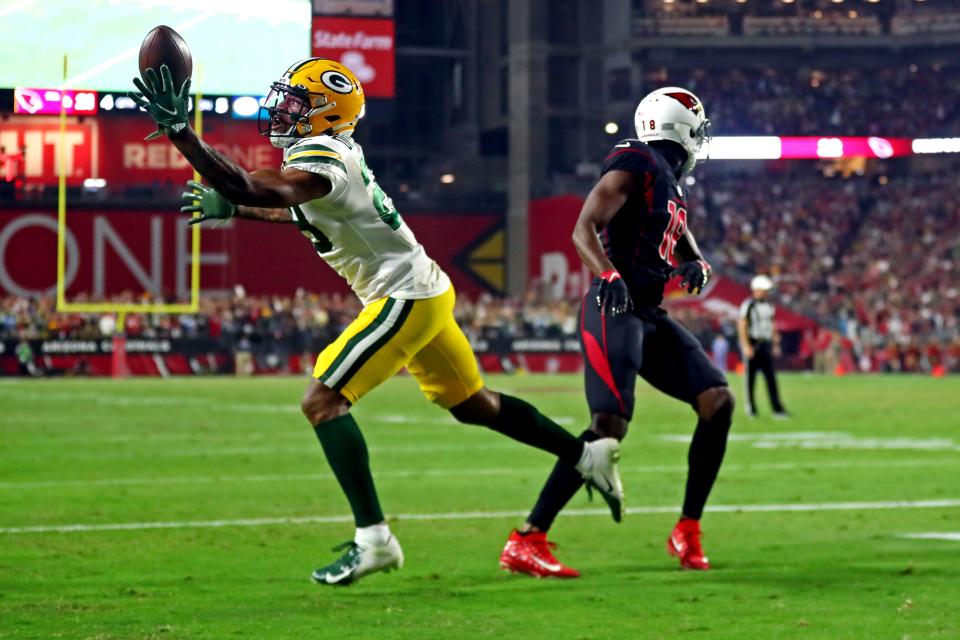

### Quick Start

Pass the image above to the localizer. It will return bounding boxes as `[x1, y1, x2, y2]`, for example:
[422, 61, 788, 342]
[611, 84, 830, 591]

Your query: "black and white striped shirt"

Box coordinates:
[740, 298, 776, 342]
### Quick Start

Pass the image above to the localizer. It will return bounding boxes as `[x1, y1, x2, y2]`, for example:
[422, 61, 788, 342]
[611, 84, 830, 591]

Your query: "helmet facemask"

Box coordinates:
[258, 80, 336, 149]
[674, 117, 712, 174]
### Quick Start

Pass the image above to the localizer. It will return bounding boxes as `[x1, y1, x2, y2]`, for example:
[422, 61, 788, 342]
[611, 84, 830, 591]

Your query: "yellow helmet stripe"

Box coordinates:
[286, 149, 342, 162]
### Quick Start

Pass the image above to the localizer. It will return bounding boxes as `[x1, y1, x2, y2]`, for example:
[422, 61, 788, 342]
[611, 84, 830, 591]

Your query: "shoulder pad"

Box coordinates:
[602, 139, 658, 177]
[284, 135, 349, 176]
[288, 134, 347, 154]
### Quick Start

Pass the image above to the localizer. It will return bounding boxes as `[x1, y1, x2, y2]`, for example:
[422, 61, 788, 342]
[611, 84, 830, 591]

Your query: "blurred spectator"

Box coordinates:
[2, 168, 957, 374]
[645, 65, 960, 137]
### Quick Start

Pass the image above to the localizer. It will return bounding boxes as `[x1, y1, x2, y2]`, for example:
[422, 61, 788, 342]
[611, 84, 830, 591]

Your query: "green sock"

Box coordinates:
[487, 394, 584, 465]
[313, 414, 384, 527]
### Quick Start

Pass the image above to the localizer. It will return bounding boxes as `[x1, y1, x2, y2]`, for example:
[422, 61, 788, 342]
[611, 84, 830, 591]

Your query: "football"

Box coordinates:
[138, 25, 192, 89]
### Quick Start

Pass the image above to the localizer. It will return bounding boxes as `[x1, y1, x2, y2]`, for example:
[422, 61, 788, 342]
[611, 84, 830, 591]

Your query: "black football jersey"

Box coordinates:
[599, 139, 689, 306]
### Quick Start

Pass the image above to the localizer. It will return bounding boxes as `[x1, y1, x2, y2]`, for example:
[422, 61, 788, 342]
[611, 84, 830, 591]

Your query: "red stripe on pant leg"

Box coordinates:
[581, 300, 626, 413]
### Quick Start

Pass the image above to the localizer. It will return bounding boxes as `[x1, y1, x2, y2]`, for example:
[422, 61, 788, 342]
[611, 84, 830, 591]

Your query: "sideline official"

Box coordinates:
[738, 275, 788, 418]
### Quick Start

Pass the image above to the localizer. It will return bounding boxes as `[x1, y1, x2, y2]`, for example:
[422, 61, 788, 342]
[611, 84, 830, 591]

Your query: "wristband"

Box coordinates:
[600, 269, 622, 283]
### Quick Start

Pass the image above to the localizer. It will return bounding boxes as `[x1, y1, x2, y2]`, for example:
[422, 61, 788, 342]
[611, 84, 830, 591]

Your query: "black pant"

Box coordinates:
[580, 285, 728, 419]
[745, 341, 784, 415]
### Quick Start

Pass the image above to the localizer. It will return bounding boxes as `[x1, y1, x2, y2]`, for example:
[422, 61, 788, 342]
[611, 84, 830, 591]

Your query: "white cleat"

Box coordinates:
[576, 437, 625, 522]
[311, 535, 404, 586]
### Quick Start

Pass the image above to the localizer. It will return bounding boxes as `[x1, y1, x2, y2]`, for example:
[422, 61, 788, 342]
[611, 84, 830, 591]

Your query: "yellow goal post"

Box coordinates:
[55, 54, 203, 322]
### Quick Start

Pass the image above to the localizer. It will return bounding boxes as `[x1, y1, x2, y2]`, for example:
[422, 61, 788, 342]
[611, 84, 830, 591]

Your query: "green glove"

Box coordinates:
[180, 180, 236, 225]
[129, 64, 191, 141]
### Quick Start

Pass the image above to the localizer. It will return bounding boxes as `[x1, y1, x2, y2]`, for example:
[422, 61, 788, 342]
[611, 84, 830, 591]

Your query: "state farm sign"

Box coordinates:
[312, 17, 395, 98]
[0, 116, 96, 185]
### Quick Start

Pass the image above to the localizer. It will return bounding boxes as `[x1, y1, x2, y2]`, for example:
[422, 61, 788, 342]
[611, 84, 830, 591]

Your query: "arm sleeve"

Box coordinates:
[739, 299, 752, 320]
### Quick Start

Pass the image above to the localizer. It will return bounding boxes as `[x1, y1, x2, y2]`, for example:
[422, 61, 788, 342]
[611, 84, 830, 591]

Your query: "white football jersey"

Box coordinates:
[282, 134, 450, 306]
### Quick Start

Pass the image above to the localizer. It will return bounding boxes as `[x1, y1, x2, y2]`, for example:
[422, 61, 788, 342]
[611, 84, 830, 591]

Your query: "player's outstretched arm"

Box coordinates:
[180, 181, 291, 225]
[574, 170, 637, 316]
[168, 127, 331, 207]
[671, 228, 712, 295]
[235, 205, 292, 223]
[130, 65, 329, 208]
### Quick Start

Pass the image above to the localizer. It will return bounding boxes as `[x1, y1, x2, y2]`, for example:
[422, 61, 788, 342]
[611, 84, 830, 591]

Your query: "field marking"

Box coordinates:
[3, 499, 959, 534]
[1, 388, 576, 427]
[9, 442, 533, 462]
[4, 388, 302, 415]
[899, 532, 960, 542]
[660, 431, 960, 452]
[2, 457, 959, 490]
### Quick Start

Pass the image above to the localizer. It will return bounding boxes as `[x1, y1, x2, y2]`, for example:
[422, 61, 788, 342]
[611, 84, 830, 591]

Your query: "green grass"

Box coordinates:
[1, 374, 958, 639]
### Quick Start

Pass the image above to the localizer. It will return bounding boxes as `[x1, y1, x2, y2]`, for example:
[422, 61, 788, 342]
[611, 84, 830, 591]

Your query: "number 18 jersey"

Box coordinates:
[600, 139, 689, 308]
[282, 134, 450, 306]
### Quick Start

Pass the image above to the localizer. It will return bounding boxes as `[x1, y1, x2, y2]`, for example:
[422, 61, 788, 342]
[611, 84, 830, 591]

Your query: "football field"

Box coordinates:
[1, 373, 958, 639]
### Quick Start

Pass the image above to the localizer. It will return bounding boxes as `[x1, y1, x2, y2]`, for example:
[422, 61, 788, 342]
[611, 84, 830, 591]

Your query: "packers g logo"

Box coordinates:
[321, 70, 354, 94]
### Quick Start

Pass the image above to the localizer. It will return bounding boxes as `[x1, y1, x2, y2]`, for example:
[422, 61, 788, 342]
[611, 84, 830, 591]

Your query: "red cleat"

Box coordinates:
[667, 518, 711, 570]
[499, 530, 580, 578]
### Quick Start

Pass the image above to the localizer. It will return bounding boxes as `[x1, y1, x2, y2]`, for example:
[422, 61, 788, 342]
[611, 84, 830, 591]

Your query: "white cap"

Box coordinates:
[751, 275, 774, 291]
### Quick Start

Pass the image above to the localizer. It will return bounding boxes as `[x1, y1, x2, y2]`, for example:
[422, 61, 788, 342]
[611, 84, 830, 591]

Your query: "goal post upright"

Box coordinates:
[54, 55, 205, 378]
[55, 57, 203, 316]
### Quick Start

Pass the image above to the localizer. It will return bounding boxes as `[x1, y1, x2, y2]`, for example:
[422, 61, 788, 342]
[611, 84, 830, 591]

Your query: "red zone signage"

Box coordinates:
[311, 17, 395, 98]
[0, 117, 96, 186]
[0, 115, 281, 186]
[0, 210, 500, 300]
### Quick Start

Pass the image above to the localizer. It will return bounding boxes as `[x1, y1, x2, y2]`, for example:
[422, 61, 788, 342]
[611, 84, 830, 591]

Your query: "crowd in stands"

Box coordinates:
[645, 65, 960, 137]
[686, 169, 959, 373]
[3, 201, 958, 375]
[0, 290, 360, 354]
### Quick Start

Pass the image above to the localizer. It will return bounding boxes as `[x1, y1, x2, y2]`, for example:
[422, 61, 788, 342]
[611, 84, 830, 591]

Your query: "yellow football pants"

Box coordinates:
[313, 285, 485, 408]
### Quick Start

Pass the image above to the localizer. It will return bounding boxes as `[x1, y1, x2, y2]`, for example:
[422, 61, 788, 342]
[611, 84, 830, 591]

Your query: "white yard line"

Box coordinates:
[3, 388, 574, 426]
[898, 532, 960, 542]
[2, 457, 958, 490]
[11, 442, 534, 462]
[660, 431, 960, 453]
[3, 499, 959, 534]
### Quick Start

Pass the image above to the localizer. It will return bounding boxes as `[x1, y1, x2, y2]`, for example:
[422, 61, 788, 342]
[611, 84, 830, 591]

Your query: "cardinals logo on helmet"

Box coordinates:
[665, 92, 703, 114]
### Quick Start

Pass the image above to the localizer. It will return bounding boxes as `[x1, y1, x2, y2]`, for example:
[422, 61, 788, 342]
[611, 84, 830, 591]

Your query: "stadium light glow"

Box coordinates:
[114, 95, 138, 110]
[231, 96, 262, 119]
[695, 136, 944, 160]
[440, 173, 455, 184]
[604, 122, 619, 135]
[912, 138, 960, 154]
[700, 137, 781, 160]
